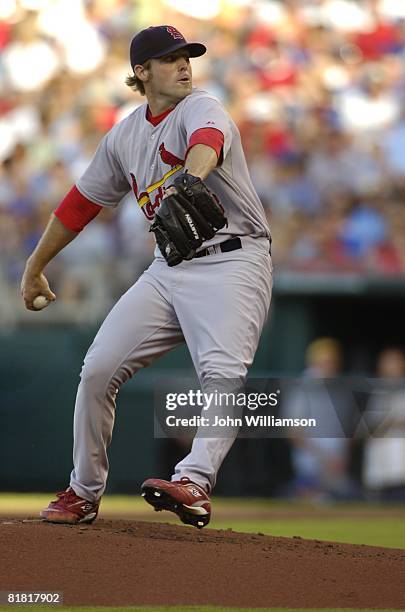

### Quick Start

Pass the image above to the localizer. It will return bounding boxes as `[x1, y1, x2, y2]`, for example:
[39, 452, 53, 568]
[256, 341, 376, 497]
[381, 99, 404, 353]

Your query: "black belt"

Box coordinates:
[195, 237, 242, 258]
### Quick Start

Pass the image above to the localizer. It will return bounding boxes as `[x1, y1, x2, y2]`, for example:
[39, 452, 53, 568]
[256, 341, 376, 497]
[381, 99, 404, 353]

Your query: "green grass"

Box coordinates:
[0, 493, 399, 514]
[209, 519, 404, 549]
[0, 493, 147, 513]
[0, 493, 403, 549]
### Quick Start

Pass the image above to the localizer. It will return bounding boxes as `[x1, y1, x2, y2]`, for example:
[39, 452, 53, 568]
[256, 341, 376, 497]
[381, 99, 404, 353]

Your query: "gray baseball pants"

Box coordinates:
[70, 236, 273, 501]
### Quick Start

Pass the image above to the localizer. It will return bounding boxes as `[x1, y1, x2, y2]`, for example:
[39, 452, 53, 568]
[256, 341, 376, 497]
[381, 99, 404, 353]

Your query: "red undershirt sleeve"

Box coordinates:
[186, 127, 225, 165]
[54, 185, 102, 232]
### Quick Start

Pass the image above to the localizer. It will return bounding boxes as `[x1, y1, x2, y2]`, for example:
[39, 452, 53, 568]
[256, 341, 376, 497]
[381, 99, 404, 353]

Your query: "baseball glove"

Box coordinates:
[150, 172, 228, 266]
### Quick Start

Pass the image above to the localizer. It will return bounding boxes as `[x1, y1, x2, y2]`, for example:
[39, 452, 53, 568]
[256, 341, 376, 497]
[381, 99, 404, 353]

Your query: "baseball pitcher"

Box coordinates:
[21, 25, 273, 528]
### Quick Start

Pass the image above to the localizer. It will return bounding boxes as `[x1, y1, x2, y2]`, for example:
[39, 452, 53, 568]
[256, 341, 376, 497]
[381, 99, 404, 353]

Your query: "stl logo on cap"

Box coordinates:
[166, 26, 184, 40]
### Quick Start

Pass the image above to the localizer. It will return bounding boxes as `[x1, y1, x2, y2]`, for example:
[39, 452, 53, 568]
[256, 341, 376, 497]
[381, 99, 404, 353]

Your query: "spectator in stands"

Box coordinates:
[362, 347, 405, 501]
[339, 191, 388, 258]
[2, 11, 60, 93]
[281, 338, 358, 501]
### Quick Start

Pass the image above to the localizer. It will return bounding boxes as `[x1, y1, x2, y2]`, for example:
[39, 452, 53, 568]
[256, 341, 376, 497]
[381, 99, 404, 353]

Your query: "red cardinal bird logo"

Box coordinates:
[159, 142, 184, 168]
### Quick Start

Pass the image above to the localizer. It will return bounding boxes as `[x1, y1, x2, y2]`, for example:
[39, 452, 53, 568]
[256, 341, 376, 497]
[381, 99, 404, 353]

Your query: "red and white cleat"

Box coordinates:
[40, 487, 100, 524]
[141, 477, 211, 529]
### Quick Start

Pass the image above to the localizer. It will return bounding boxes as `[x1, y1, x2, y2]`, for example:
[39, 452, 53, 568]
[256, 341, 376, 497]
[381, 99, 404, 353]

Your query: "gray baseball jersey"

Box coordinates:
[68, 87, 273, 502]
[76, 87, 271, 248]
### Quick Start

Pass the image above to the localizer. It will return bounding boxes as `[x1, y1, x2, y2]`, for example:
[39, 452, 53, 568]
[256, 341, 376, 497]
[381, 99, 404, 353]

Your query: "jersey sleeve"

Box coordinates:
[54, 185, 102, 232]
[76, 129, 130, 208]
[182, 95, 233, 164]
[186, 127, 224, 161]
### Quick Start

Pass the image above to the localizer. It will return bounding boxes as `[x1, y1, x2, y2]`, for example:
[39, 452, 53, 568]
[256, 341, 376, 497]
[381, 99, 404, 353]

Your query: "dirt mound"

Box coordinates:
[1, 518, 404, 608]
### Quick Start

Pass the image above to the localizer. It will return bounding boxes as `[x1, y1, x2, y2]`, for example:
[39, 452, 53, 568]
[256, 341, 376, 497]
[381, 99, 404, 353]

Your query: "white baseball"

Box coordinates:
[33, 295, 50, 310]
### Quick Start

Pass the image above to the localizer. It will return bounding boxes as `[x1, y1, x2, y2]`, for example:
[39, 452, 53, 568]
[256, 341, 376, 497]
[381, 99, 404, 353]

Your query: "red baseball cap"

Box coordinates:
[130, 25, 206, 69]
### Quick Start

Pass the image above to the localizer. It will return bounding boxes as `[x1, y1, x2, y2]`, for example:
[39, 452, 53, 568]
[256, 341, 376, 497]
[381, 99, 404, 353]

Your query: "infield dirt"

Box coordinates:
[1, 518, 404, 608]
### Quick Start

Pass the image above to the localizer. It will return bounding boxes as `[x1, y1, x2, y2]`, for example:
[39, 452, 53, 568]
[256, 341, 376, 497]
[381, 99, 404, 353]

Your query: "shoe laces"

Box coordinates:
[179, 477, 209, 495]
[55, 487, 79, 503]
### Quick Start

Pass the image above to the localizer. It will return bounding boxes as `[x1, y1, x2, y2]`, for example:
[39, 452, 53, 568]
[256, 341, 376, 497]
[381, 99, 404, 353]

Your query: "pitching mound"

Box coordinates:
[1, 518, 404, 608]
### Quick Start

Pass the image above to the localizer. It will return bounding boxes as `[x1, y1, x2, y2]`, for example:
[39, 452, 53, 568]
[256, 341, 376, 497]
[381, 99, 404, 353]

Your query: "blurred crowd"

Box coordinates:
[1, 0, 405, 324]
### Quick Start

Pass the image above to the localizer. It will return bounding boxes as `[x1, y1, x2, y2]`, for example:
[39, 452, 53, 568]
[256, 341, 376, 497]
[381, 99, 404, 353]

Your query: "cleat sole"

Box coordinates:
[141, 485, 210, 529]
